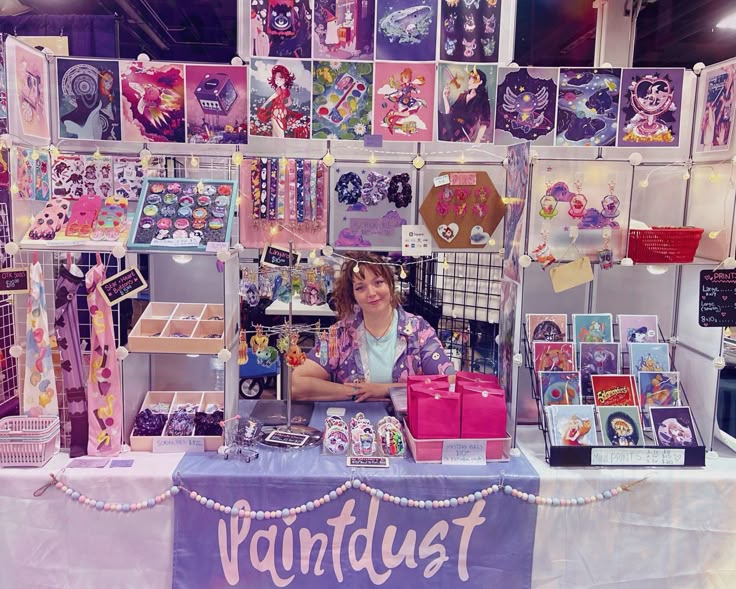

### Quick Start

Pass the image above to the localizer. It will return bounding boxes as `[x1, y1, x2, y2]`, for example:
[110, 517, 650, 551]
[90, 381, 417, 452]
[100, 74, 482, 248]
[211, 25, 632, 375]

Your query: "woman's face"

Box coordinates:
[274, 72, 284, 87]
[352, 267, 391, 317]
[468, 75, 482, 90]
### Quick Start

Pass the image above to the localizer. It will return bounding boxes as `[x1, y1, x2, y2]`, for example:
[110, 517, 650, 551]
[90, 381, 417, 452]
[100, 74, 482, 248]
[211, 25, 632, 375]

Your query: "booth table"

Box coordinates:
[1, 413, 736, 588]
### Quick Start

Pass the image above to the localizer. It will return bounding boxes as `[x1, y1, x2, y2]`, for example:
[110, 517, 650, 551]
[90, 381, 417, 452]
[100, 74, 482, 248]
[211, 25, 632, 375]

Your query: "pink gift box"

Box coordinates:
[457, 383, 506, 439]
[407, 384, 461, 439]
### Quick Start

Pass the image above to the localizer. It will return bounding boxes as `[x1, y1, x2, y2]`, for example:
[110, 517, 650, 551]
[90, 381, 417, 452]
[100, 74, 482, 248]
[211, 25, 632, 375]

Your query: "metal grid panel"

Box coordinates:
[0, 202, 18, 403]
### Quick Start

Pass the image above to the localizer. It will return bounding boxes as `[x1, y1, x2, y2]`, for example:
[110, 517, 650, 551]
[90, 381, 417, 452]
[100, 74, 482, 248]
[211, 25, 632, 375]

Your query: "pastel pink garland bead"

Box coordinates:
[189, 491, 197, 499]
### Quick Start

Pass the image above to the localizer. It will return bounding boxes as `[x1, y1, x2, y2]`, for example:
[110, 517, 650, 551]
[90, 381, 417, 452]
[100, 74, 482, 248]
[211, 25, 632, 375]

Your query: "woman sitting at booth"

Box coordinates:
[292, 252, 455, 401]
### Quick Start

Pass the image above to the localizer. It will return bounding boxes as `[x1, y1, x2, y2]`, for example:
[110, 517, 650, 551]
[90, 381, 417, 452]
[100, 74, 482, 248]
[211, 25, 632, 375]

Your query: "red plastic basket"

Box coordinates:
[627, 227, 704, 264]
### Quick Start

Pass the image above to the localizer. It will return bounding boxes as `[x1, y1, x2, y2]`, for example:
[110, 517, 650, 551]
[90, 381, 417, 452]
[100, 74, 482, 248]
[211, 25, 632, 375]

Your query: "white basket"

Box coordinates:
[0, 416, 60, 467]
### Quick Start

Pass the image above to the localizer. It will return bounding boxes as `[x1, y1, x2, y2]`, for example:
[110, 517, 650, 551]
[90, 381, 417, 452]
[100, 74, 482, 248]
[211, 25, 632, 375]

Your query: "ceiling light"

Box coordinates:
[717, 12, 736, 29]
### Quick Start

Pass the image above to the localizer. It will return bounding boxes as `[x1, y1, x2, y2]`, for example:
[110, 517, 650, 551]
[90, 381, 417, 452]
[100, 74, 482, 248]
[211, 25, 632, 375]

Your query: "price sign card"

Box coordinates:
[699, 270, 736, 327]
[152, 437, 205, 453]
[347, 456, 390, 468]
[0, 267, 30, 295]
[442, 440, 486, 465]
[261, 244, 300, 268]
[590, 447, 685, 466]
[264, 429, 309, 447]
[98, 267, 147, 306]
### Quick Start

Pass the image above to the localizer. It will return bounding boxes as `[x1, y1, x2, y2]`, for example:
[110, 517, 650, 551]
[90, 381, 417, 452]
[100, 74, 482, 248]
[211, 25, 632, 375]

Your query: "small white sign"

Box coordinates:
[433, 175, 450, 187]
[442, 440, 486, 465]
[151, 237, 201, 247]
[326, 407, 346, 417]
[590, 447, 685, 466]
[402, 225, 432, 256]
[205, 241, 229, 253]
[152, 437, 205, 453]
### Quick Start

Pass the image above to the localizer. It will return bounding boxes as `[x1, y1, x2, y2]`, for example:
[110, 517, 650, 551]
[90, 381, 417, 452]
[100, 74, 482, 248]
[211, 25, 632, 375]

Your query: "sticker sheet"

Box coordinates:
[312, 61, 373, 140]
[437, 63, 496, 142]
[495, 67, 557, 145]
[185, 64, 248, 144]
[696, 60, 736, 153]
[373, 61, 435, 142]
[329, 163, 415, 251]
[5, 37, 50, 141]
[375, 0, 438, 62]
[15, 148, 50, 201]
[51, 154, 113, 200]
[556, 67, 621, 147]
[56, 58, 122, 141]
[439, 0, 501, 63]
[250, 0, 312, 58]
[120, 61, 186, 143]
[113, 156, 163, 201]
[617, 67, 684, 147]
[249, 58, 312, 139]
[313, 0, 375, 61]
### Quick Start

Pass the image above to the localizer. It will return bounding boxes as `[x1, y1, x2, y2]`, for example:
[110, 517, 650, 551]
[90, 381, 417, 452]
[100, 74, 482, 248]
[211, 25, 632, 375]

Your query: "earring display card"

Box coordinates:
[127, 177, 238, 251]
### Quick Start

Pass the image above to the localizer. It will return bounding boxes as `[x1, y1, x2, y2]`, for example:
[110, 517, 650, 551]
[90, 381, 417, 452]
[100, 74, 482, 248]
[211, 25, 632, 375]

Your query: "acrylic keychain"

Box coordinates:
[318, 330, 329, 366]
[238, 329, 249, 365]
[240, 268, 260, 307]
[285, 332, 306, 368]
[598, 227, 614, 270]
[250, 325, 269, 354]
[568, 178, 587, 220]
[600, 180, 620, 220]
[531, 178, 558, 268]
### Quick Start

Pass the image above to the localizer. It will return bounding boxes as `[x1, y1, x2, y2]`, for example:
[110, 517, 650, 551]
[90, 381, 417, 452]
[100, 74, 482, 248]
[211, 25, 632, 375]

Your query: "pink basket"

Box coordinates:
[0, 416, 60, 467]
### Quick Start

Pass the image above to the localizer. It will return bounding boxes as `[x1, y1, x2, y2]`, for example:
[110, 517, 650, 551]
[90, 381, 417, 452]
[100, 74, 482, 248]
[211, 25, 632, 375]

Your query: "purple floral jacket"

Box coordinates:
[307, 305, 456, 384]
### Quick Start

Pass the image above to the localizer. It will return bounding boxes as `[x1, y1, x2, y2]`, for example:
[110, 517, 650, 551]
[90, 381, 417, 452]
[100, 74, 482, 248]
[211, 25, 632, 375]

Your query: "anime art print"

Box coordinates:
[6, 37, 50, 141]
[617, 67, 684, 147]
[545, 404, 598, 446]
[120, 61, 185, 143]
[313, 0, 375, 61]
[0, 39, 8, 133]
[373, 61, 435, 142]
[51, 154, 113, 200]
[532, 341, 575, 373]
[650, 406, 697, 447]
[696, 61, 736, 153]
[249, 58, 312, 139]
[579, 342, 619, 399]
[598, 406, 643, 447]
[437, 63, 496, 143]
[556, 67, 621, 147]
[375, 0, 438, 62]
[539, 371, 581, 406]
[312, 61, 372, 139]
[250, 0, 312, 58]
[572, 313, 613, 354]
[439, 0, 501, 63]
[628, 342, 670, 375]
[15, 148, 50, 201]
[639, 371, 680, 428]
[502, 141, 530, 283]
[495, 67, 557, 145]
[185, 64, 248, 144]
[56, 58, 121, 141]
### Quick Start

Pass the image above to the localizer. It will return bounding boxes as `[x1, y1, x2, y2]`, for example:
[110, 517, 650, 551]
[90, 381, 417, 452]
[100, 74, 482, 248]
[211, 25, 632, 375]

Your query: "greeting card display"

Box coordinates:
[618, 314, 659, 343]
[545, 404, 598, 446]
[598, 406, 644, 447]
[526, 313, 567, 342]
[539, 371, 581, 406]
[649, 406, 697, 447]
[532, 341, 575, 372]
[591, 374, 637, 407]
[638, 371, 680, 428]
[127, 177, 238, 251]
[579, 342, 619, 399]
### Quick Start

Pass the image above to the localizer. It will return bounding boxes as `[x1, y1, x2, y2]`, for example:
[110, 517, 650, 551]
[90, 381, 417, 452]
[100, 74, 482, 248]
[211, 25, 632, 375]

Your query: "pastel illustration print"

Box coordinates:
[697, 62, 736, 153]
[374, 62, 435, 142]
[312, 61, 373, 140]
[440, 0, 500, 63]
[250, 0, 312, 58]
[495, 67, 558, 145]
[9, 38, 50, 140]
[313, 0, 375, 60]
[438, 63, 496, 143]
[376, 0, 438, 62]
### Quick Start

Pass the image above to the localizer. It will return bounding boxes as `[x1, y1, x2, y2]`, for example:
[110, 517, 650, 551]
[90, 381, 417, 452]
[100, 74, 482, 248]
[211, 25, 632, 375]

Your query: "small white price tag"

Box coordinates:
[402, 225, 432, 256]
[433, 175, 450, 187]
[205, 241, 229, 252]
[327, 407, 346, 417]
[152, 437, 205, 453]
[590, 447, 685, 466]
[442, 440, 486, 465]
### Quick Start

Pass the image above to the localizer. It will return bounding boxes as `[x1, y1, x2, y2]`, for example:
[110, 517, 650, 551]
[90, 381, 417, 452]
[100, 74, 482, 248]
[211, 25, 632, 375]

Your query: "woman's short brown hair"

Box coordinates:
[332, 251, 402, 320]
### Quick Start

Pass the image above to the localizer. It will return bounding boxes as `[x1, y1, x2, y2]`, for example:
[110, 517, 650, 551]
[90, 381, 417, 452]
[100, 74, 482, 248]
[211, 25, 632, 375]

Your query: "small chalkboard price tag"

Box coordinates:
[0, 267, 29, 295]
[98, 267, 148, 306]
[264, 429, 309, 447]
[346, 456, 390, 468]
[261, 244, 300, 268]
[699, 269, 736, 327]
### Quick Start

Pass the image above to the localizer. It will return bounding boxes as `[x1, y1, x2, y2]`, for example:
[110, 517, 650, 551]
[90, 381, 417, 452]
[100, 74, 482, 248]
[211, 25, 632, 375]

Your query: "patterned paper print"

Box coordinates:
[696, 61, 736, 153]
[437, 63, 496, 142]
[617, 67, 684, 147]
[15, 148, 50, 201]
[330, 163, 415, 251]
[7, 37, 50, 141]
[113, 156, 163, 201]
[120, 61, 185, 143]
[250, 58, 312, 139]
[439, 0, 501, 63]
[313, 0, 375, 61]
[51, 154, 114, 200]
[556, 67, 621, 147]
[312, 61, 373, 139]
[185, 64, 248, 144]
[56, 58, 121, 141]
[495, 67, 557, 145]
[373, 61, 435, 142]
[375, 0, 438, 62]
[250, 0, 312, 58]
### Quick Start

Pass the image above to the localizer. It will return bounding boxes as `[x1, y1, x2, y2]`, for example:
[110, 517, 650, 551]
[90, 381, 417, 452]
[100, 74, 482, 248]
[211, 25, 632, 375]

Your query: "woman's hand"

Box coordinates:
[351, 382, 390, 403]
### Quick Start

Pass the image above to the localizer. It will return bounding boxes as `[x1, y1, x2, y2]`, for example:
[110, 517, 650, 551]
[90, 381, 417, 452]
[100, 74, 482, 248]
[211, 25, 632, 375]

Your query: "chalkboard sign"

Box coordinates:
[261, 245, 300, 268]
[699, 269, 736, 327]
[0, 267, 30, 295]
[98, 267, 148, 306]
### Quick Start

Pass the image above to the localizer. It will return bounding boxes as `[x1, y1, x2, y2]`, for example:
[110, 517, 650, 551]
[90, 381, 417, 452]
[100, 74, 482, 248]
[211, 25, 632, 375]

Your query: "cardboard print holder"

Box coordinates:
[420, 171, 506, 248]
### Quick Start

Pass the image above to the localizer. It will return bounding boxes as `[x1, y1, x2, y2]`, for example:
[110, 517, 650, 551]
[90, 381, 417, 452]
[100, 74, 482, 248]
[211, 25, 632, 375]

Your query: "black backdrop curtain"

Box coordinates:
[0, 14, 117, 58]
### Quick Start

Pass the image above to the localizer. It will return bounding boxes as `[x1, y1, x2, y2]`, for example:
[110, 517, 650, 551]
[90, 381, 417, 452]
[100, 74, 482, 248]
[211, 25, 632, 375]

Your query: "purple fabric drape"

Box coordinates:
[0, 15, 116, 58]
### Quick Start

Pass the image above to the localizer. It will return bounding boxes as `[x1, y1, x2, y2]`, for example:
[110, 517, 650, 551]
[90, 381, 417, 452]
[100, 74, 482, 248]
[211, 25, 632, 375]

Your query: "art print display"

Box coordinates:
[539, 371, 581, 406]
[250, 0, 312, 58]
[313, 0, 375, 60]
[185, 64, 248, 144]
[0, 38, 8, 134]
[312, 61, 372, 140]
[15, 148, 50, 201]
[617, 68, 684, 147]
[498, 277, 517, 395]
[375, 0, 438, 62]
[373, 61, 435, 142]
[437, 63, 496, 143]
[628, 342, 670, 375]
[598, 406, 644, 447]
[439, 0, 501, 63]
[649, 406, 697, 447]
[249, 58, 312, 139]
[532, 341, 575, 372]
[329, 163, 415, 250]
[545, 404, 597, 446]
[5, 37, 50, 141]
[617, 314, 658, 343]
[591, 374, 637, 407]
[120, 61, 185, 143]
[579, 342, 619, 399]
[556, 67, 621, 147]
[526, 313, 567, 342]
[696, 61, 736, 153]
[56, 58, 121, 141]
[495, 67, 557, 145]
[502, 142, 530, 283]
[51, 154, 113, 200]
[639, 371, 680, 428]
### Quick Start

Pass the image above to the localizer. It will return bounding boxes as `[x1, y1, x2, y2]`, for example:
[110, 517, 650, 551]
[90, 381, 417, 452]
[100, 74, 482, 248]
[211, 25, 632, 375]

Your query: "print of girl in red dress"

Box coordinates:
[257, 64, 308, 138]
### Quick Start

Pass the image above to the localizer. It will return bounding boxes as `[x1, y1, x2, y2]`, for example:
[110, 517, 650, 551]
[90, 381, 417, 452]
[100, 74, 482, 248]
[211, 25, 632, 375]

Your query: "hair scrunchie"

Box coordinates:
[336, 172, 363, 205]
[388, 173, 413, 209]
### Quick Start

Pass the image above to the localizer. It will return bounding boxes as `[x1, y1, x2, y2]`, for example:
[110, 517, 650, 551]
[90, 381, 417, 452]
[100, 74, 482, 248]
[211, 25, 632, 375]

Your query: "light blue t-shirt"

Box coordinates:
[366, 310, 399, 383]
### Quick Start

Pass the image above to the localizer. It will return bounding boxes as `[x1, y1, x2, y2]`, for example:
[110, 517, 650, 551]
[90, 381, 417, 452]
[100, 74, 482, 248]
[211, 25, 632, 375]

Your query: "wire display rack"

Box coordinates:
[524, 323, 707, 467]
[0, 202, 19, 404]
